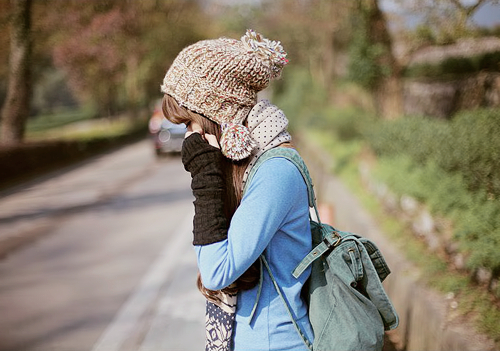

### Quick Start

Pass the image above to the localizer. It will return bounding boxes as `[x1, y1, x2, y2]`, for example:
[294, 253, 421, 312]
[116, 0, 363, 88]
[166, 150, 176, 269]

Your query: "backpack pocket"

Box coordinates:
[310, 241, 385, 351]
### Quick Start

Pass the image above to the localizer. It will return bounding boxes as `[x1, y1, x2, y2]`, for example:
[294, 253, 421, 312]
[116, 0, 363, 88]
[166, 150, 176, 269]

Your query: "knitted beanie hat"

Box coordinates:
[160, 29, 288, 160]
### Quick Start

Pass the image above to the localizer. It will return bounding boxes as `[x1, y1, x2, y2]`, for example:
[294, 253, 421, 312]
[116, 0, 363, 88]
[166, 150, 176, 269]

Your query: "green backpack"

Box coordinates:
[245, 147, 399, 351]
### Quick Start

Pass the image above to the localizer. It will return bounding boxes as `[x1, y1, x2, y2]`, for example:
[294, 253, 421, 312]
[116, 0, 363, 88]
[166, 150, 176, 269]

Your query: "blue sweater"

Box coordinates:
[195, 157, 314, 351]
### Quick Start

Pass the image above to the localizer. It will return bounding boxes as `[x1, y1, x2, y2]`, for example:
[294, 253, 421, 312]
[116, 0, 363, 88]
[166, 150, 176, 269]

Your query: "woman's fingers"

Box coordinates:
[204, 134, 220, 149]
[185, 130, 202, 139]
[187, 121, 203, 134]
[184, 131, 220, 149]
[185, 121, 204, 139]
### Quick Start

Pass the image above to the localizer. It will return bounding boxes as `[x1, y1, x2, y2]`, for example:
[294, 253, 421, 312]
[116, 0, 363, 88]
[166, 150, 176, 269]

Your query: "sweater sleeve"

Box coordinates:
[195, 157, 306, 291]
[181, 133, 228, 245]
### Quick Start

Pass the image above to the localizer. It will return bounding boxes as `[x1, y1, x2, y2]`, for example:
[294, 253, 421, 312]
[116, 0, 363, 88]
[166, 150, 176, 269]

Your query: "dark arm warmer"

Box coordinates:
[181, 133, 228, 245]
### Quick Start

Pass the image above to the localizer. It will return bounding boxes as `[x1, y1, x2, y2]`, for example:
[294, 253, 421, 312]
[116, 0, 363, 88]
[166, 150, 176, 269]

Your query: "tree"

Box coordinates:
[394, 0, 500, 44]
[0, 1, 12, 99]
[43, 0, 208, 118]
[1, 0, 32, 145]
[50, 1, 131, 117]
[347, 0, 401, 118]
[256, 0, 353, 91]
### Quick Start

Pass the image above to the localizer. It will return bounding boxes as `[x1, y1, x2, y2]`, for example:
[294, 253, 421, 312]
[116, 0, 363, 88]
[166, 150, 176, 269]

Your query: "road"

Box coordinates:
[0, 139, 205, 351]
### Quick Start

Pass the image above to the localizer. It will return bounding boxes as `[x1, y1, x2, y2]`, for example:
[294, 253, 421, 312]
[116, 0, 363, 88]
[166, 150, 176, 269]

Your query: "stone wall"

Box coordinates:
[403, 72, 500, 118]
[399, 37, 500, 119]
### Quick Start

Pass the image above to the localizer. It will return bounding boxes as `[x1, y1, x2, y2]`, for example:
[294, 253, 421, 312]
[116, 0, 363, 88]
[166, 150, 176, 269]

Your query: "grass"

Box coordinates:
[28, 117, 143, 141]
[25, 108, 146, 141]
[26, 107, 96, 133]
[305, 127, 500, 345]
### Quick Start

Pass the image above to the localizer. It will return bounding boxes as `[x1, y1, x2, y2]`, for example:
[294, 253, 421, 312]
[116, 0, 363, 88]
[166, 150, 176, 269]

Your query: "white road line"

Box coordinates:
[91, 212, 193, 351]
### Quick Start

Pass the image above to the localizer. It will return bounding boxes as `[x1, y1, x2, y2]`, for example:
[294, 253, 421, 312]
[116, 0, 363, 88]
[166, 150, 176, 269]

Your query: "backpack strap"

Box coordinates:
[244, 148, 347, 280]
[292, 229, 358, 278]
[243, 148, 322, 223]
[261, 255, 313, 351]
[244, 147, 316, 349]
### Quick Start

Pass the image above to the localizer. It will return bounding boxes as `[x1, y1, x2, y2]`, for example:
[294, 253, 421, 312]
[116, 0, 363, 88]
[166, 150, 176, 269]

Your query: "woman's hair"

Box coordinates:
[162, 94, 260, 296]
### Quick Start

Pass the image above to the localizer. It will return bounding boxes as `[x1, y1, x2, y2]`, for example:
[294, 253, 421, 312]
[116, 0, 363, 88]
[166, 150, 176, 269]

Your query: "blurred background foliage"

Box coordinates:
[1, 0, 499, 129]
[1, 0, 500, 335]
[19, 0, 207, 118]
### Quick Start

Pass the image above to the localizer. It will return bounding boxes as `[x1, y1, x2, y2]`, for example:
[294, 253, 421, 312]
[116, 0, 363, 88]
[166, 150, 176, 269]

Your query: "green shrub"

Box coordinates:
[324, 107, 375, 141]
[373, 156, 460, 207]
[26, 107, 96, 133]
[404, 51, 500, 78]
[348, 35, 391, 90]
[441, 109, 500, 197]
[373, 154, 500, 274]
[300, 106, 375, 143]
[363, 109, 500, 274]
[363, 115, 450, 165]
[274, 68, 327, 132]
[455, 193, 500, 272]
[364, 109, 500, 199]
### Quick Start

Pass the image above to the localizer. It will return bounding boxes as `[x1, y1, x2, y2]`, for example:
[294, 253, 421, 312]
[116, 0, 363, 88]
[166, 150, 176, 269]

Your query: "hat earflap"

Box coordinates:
[220, 123, 257, 160]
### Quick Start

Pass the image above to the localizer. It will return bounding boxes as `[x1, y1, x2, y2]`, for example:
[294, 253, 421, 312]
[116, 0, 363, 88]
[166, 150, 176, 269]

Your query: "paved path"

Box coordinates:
[0, 139, 205, 351]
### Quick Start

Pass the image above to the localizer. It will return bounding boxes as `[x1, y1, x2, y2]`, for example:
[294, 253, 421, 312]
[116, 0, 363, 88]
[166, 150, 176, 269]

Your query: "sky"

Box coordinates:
[472, 2, 500, 27]
[206, 0, 500, 29]
[380, 0, 500, 28]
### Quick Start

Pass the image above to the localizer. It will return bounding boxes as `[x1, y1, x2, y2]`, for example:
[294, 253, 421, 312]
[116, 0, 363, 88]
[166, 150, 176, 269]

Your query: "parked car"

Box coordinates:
[148, 106, 186, 156]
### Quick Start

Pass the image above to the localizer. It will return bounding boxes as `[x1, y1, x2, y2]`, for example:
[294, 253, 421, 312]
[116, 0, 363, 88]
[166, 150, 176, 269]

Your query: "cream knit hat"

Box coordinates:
[160, 29, 288, 160]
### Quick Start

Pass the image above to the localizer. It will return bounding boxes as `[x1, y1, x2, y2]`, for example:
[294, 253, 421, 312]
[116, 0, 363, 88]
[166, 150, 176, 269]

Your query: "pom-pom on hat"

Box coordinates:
[161, 29, 288, 160]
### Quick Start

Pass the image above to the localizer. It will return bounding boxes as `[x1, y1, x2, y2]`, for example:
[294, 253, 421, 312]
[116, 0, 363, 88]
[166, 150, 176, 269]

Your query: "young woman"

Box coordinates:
[161, 30, 314, 351]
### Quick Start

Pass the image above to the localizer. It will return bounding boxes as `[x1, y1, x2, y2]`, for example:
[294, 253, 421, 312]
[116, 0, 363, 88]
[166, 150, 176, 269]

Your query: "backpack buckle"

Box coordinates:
[323, 232, 342, 249]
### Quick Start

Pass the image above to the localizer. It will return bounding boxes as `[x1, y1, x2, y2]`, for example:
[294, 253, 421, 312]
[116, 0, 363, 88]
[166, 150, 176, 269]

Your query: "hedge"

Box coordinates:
[364, 108, 500, 198]
[0, 124, 148, 190]
[361, 108, 500, 276]
[404, 51, 500, 78]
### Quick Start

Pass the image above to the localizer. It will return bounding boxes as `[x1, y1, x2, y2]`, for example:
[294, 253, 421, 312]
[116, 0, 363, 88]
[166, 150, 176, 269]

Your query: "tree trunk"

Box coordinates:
[364, 0, 403, 119]
[1, 0, 32, 145]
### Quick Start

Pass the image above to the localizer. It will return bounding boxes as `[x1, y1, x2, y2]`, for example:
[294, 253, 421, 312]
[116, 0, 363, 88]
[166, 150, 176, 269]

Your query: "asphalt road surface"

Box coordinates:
[0, 139, 205, 351]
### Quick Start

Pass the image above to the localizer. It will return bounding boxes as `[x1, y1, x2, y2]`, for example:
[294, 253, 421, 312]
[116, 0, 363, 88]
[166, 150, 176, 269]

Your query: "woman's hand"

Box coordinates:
[204, 134, 220, 149]
[181, 130, 228, 246]
[185, 121, 220, 149]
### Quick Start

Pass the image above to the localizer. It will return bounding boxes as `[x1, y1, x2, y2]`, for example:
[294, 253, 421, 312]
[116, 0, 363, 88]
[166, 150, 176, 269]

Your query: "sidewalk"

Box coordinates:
[90, 213, 205, 351]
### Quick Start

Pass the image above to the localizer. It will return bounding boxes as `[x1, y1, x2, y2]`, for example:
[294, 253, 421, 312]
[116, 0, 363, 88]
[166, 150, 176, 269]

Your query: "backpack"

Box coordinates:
[244, 147, 399, 351]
